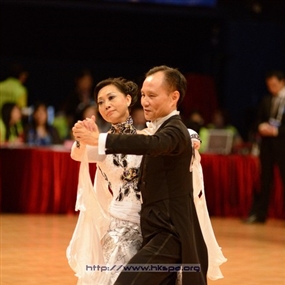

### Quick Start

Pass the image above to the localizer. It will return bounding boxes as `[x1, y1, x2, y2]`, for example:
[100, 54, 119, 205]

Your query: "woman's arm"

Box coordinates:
[70, 141, 106, 162]
[188, 128, 201, 150]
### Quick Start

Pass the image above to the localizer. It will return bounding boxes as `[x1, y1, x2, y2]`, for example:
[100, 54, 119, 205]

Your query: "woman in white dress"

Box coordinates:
[67, 77, 143, 285]
[67, 77, 226, 285]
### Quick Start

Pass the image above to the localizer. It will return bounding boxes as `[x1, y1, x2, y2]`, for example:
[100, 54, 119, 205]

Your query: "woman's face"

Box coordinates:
[10, 105, 22, 124]
[34, 105, 48, 126]
[97, 84, 131, 124]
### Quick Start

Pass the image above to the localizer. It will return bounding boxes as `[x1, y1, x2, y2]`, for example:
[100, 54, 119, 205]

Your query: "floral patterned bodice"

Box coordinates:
[97, 116, 142, 206]
[97, 153, 142, 204]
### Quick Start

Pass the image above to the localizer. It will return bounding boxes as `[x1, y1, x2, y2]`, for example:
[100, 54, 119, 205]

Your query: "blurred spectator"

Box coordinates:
[78, 103, 110, 132]
[24, 101, 62, 146]
[244, 70, 285, 224]
[0, 63, 29, 111]
[52, 111, 70, 141]
[62, 69, 94, 135]
[199, 108, 243, 153]
[0, 102, 24, 145]
[131, 106, 147, 130]
[184, 109, 205, 133]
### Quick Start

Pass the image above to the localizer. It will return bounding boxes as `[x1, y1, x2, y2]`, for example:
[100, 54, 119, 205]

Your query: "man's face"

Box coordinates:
[266, 76, 285, 96]
[141, 71, 177, 121]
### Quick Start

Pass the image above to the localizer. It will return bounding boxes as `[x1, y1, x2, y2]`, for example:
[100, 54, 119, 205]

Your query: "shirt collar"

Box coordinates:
[146, 110, 180, 134]
[278, 87, 285, 98]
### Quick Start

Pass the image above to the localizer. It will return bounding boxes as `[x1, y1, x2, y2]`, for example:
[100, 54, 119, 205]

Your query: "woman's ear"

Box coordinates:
[126, 94, 132, 107]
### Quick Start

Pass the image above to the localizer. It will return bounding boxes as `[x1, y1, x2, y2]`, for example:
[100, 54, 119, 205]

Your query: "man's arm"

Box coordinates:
[105, 122, 190, 156]
[73, 116, 191, 156]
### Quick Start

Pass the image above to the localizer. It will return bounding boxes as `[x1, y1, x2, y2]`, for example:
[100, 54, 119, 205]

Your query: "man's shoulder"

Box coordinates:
[163, 115, 187, 129]
[164, 114, 182, 123]
[161, 115, 190, 138]
[0, 77, 26, 92]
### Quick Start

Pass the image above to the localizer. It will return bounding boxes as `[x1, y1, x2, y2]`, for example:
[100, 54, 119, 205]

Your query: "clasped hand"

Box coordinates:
[72, 115, 100, 146]
[258, 122, 278, 137]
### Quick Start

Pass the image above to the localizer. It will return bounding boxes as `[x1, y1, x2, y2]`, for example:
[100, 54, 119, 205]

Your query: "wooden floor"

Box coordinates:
[1, 214, 284, 285]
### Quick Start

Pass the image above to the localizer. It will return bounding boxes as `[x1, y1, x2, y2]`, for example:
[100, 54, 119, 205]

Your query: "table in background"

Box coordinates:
[0, 146, 283, 218]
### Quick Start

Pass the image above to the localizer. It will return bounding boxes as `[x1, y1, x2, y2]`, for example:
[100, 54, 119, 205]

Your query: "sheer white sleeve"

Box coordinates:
[70, 141, 106, 162]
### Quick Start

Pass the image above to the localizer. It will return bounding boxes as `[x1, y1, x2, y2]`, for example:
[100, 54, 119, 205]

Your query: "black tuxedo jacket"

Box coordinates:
[106, 115, 208, 284]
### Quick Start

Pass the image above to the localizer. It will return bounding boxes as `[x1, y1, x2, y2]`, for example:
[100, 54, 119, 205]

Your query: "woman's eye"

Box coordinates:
[98, 101, 103, 106]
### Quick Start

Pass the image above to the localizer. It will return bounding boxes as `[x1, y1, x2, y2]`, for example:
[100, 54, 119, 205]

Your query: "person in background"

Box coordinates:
[24, 101, 62, 146]
[184, 109, 205, 134]
[62, 69, 95, 137]
[0, 102, 24, 145]
[78, 103, 110, 132]
[0, 63, 29, 111]
[199, 108, 243, 153]
[131, 105, 147, 130]
[244, 70, 285, 224]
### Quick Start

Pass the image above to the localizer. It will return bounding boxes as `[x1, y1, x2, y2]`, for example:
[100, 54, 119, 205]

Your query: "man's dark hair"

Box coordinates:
[145, 65, 187, 106]
[8, 63, 27, 78]
[265, 70, 285, 81]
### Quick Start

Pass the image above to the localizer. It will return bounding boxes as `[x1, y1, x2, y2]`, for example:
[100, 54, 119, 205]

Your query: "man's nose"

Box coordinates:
[141, 97, 149, 106]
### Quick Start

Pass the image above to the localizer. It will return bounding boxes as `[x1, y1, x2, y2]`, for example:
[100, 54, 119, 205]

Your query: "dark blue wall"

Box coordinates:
[222, 20, 285, 138]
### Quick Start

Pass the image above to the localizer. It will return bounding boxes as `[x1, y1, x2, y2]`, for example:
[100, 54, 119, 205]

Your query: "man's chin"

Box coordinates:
[144, 113, 152, 121]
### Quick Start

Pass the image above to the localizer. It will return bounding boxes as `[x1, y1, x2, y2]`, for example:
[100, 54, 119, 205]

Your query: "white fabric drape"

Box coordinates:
[66, 150, 110, 285]
[191, 149, 227, 280]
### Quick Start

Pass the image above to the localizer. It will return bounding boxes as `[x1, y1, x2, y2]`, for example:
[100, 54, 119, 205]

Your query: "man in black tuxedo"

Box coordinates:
[73, 65, 208, 284]
[245, 70, 285, 224]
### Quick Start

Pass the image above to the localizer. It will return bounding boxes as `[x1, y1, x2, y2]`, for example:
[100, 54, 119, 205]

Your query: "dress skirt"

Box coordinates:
[98, 216, 142, 285]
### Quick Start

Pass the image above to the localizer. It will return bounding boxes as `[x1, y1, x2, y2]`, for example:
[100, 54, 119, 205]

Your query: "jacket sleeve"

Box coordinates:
[105, 122, 190, 156]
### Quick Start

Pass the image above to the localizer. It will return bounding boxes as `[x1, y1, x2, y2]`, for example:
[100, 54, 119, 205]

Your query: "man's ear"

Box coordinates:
[172, 90, 180, 104]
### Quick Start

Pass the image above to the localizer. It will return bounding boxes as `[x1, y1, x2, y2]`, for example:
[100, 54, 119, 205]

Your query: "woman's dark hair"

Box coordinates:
[145, 65, 187, 106]
[94, 77, 139, 108]
[1, 102, 20, 141]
